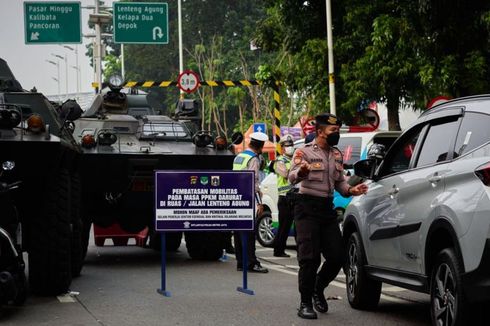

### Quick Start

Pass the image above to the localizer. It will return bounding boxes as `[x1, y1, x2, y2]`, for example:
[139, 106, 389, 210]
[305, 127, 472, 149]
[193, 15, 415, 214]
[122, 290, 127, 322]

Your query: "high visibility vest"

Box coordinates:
[275, 155, 293, 196]
[233, 149, 257, 171]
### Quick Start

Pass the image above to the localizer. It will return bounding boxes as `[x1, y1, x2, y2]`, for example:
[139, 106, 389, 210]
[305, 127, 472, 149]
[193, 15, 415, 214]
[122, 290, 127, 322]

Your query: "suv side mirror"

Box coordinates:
[354, 158, 377, 180]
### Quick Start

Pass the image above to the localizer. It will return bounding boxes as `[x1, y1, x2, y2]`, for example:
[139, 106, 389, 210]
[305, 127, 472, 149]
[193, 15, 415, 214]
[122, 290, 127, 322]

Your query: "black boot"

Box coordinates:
[312, 291, 328, 313]
[298, 302, 318, 319]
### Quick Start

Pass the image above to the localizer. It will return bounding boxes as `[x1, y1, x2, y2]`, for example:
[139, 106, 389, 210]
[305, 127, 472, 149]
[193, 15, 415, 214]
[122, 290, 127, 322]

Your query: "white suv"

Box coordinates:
[343, 95, 490, 325]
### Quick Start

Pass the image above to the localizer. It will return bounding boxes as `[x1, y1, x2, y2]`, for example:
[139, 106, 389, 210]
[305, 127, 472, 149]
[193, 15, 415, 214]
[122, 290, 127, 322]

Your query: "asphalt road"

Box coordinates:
[0, 236, 433, 326]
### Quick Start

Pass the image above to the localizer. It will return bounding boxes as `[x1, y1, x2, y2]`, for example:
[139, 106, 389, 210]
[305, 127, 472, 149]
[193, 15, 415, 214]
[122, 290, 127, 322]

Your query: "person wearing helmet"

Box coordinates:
[289, 113, 368, 319]
[272, 135, 295, 257]
[232, 131, 269, 273]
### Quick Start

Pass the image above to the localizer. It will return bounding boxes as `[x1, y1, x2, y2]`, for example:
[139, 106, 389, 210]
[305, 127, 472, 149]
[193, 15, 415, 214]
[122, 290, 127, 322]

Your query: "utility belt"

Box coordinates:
[283, 187, 299, 199]
[295, 193, 334, 202]
[293, 193, 335, 220]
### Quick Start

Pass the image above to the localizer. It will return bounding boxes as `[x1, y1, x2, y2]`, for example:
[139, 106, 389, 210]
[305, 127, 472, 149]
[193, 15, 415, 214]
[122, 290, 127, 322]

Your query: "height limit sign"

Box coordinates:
[177, 70, 200, 93]
[113, 2, 168, 44]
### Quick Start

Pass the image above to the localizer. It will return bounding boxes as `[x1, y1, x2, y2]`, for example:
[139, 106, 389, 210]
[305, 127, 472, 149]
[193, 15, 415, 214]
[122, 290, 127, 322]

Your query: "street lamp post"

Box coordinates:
[46, 59, 61, 102]
[325, 0, 336, 115]
[63, 45, 80, 99]
[52, 53, 68, 100]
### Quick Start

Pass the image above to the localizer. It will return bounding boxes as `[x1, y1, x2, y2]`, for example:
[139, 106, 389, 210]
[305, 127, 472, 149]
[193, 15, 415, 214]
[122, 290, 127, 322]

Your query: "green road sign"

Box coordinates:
[24, 2, 81, 44]
[113, 2, 168, 44]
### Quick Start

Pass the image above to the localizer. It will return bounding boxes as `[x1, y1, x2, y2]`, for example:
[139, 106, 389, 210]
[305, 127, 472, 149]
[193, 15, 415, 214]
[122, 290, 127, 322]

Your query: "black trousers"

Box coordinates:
[273, 195, 294, 254]
[234, 230, 258, 268]
[294, 194, 344, 302]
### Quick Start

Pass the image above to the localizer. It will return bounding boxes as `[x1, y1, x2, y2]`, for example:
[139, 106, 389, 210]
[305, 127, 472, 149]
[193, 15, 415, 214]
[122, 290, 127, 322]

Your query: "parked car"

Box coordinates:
[343, 95, 490, 326]
[256, 130, 401, 247]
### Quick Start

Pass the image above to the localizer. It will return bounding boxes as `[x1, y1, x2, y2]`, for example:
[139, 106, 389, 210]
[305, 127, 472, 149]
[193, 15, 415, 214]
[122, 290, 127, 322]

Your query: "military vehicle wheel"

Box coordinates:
[70, 174, 83, 277]
[149, 231, 182, 252]
[81, 216, 92, 260]
[119, 214, 147, 234]
[185, 232, 224, 261]
[12, 272, 27, 306]
[28, 169, 72, 296]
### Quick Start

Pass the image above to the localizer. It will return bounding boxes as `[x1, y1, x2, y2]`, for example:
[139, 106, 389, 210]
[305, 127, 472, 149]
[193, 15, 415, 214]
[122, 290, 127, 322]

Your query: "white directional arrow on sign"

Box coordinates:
[256, 126, 263, 132]
[30, 32, 40, 40]
[152, 27, 164, 40]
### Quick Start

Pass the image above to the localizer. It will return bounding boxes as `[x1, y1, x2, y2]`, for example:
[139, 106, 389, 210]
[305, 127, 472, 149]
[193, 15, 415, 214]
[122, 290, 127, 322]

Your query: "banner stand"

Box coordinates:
[236, 232, 254, 295]
[157, 232, 171, 297]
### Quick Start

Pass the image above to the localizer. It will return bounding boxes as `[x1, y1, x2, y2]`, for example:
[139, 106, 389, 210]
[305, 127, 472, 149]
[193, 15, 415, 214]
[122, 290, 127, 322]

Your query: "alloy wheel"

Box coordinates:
[258, 215, 274, 246]
[433, 263, 457, 326]
[347, 241, 359, 298]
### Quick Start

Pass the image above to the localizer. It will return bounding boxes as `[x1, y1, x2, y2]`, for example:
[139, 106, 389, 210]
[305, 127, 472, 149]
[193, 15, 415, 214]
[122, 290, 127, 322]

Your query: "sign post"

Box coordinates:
[177, 70, 200, 94]
[113, 2, 169, 44]
[24, 1, 81, 44]
[155, 171, 255, 295]
[253, 123, 266, 133]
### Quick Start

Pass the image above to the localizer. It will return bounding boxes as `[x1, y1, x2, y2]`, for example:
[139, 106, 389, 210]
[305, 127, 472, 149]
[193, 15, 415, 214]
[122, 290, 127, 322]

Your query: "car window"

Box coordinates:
[379, 128, 422, 177]
[337, 137, 362, 168]
[371, 135, 399, 151]
[415, 118, 460, 167]
[454, 112, 490, 157]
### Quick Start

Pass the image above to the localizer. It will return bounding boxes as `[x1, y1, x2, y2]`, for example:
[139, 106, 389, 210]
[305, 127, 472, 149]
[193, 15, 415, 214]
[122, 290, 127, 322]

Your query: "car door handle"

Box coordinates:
[388, 186, 399, 195]
[428, 175, 442, 183]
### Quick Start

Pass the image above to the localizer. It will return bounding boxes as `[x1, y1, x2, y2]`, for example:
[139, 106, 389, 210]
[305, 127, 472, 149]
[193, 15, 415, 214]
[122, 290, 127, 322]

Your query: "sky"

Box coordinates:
[0, 0, 114, 97]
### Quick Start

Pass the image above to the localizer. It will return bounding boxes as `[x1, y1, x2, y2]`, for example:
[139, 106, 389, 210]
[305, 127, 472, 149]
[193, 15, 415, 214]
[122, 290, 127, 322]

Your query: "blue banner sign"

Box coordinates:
[155, 171, 255, 231]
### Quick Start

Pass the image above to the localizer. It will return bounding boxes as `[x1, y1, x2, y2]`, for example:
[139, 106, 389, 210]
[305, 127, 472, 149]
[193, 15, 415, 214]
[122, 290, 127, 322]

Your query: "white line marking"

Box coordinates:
[383, 286, 408, 292]
[263, 256, 291, 260]
[260, 264, 410, 304]
[57, 295, 76, 303]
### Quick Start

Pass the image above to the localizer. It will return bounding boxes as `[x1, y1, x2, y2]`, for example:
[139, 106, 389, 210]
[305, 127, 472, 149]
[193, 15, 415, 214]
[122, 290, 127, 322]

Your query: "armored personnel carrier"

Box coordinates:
[0, 58, 82, 296]
[75, 78, 241, 260]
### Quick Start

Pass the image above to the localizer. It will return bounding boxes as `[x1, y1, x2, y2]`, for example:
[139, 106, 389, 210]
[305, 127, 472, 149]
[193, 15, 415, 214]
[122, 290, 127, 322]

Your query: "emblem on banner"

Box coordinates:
[211, 176, 220, 186]
[190, 176, 198, 184]
[200, 176, 209, 185]
[183, 221, 190, 229]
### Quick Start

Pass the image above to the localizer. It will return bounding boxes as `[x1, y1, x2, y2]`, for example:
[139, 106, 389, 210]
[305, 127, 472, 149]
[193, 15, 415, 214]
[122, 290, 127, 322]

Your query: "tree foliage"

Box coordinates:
[256, 0, 490, 130]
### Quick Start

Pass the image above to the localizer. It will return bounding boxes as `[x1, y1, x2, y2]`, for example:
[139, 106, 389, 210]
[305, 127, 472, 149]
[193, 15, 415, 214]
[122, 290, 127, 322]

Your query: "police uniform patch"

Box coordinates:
[294, 150, 304, 164]
[332, 148, 344, 171]
[311, 162, 324, 170]
[335, 161, 344, 172]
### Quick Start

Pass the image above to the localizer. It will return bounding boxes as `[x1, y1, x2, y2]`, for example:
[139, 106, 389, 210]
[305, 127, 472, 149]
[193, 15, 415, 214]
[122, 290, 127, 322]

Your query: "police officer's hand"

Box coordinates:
[349, 183, 368, 196]
[256, 204, 264, 217]
[298, 162, 311, 177]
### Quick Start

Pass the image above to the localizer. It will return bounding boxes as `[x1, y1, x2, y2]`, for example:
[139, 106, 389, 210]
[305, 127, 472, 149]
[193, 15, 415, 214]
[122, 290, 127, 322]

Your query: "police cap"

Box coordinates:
[315, 113, 342, 127]
[250, 132, 268, 142]
[279, 135, 294, 146]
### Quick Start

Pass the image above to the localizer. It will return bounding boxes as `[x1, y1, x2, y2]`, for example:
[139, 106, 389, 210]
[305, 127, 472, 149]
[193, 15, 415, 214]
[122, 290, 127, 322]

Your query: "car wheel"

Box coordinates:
[345, 232, 381, 310]
[256, 212, 275, 247]
[430, 248, 468, 326]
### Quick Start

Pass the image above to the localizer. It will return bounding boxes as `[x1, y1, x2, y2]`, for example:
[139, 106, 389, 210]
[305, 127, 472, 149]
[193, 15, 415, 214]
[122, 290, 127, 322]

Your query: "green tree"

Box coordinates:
[256, 0, 490, 130]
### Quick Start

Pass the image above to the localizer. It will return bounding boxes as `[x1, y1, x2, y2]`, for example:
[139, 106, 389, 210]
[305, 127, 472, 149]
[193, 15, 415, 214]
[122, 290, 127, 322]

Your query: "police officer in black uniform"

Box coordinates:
[289, 113, 368, 319]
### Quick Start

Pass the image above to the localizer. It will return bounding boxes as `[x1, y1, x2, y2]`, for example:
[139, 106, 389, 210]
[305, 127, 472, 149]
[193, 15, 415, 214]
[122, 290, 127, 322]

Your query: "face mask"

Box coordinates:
[284, 146, 294, 156]
[326, 132, 340, 146]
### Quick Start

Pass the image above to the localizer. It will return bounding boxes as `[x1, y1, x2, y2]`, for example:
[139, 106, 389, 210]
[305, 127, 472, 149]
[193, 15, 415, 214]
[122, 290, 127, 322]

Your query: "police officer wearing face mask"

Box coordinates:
[289, 113, 368, 319]
[272, 135, 295, 257]
[233, 132, 269, 273]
